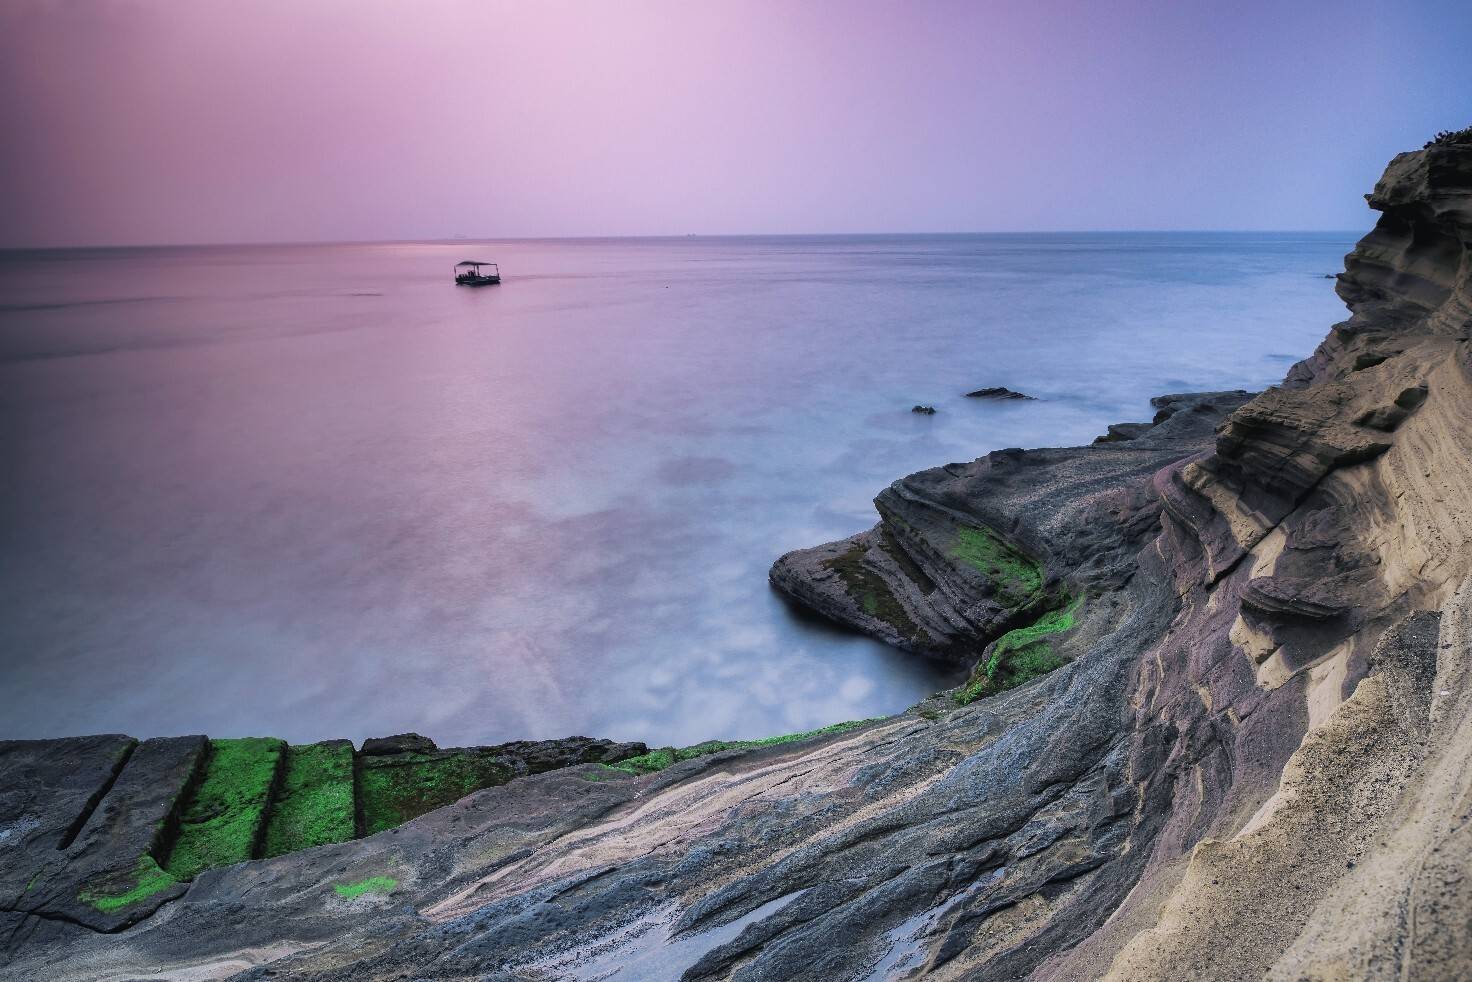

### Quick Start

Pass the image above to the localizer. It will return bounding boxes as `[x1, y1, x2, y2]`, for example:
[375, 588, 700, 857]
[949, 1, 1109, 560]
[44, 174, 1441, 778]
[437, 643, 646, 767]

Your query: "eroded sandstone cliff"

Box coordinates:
[2, 140, 1470, 981]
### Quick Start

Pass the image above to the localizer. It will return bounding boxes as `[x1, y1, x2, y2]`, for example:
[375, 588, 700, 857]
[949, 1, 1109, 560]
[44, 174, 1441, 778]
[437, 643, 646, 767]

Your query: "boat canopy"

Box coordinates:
[455, 260, 494, 267]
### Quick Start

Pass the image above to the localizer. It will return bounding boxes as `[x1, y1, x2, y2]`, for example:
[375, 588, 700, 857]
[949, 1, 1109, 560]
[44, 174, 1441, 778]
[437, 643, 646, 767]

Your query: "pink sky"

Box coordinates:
[1, 0, 1468, 245]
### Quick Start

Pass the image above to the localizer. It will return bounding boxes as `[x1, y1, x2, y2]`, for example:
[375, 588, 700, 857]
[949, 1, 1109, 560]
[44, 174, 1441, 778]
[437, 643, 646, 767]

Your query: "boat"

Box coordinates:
[454, 261, 501, 286]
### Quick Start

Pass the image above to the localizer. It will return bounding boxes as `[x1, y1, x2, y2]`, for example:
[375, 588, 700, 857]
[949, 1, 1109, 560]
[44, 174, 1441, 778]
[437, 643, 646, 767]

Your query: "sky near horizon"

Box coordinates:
[1, 0, 1469, 247]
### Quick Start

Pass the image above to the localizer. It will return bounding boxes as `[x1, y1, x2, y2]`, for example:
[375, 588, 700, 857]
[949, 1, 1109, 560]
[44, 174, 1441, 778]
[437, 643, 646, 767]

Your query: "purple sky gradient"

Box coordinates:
[1, 0, 1469, 246]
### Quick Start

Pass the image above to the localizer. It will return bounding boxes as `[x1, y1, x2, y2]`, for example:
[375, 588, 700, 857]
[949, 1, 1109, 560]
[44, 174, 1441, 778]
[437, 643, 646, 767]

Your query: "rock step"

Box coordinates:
[261, 740, 355, 859]
[356, 735, 649, 836]
[160, 737, 286, 881]
[26, 735, 207, 932]
[359, 747, 515, 836]
[0, 734, 137, 911]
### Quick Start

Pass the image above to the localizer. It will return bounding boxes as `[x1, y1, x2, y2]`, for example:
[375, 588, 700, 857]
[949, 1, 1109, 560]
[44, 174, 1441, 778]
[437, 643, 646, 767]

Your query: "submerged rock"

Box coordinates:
[910, 404, 937, 414]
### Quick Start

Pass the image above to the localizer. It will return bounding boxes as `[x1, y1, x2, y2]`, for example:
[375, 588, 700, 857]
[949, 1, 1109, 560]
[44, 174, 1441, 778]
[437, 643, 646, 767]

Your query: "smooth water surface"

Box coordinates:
[0, 234, 1357, 746]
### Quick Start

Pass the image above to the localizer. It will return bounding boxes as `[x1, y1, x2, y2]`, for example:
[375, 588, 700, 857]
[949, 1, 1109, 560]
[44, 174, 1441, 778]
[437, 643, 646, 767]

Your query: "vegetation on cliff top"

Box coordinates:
[956, 596, 1081, 705]
[164, 737, 284, 881]
[1426, 126, 1472, 148]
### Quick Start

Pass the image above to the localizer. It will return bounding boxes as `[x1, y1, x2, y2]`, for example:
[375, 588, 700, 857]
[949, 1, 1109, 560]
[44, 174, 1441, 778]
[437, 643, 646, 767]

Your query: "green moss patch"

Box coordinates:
[950, 525, 1044, 606]
[823, 544, 931, 645]
[263, 741, 356, 858]
[359, 751, 512, 836]
[956, 597, 1081, 705]
[79, 856, 178, 914]
[334, 877, 397, 901]
[609, 719, 876, 776]
[333, 875, 397, 899]
[164, 737, 284, 880]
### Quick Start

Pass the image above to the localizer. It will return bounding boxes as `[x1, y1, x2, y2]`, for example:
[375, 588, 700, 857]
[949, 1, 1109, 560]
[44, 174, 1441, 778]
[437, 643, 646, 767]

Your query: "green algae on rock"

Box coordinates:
[772, 509, 1059, 662]
[262, 740, 356, 858]
[333, 875, 398, 899]
[822, 543, 930, 645]
[163, 737, 284, 881]
[956, 597, 1081, 705]
[78, 856, 178, 914]
[359, 750, 513, 836]
[951, 524, 1045, 605]
[3, 730, 645, 942]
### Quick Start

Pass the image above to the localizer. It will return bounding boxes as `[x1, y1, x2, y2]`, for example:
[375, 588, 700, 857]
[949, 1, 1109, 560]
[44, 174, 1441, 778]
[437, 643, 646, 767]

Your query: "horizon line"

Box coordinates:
[0, 228, 1369, 253]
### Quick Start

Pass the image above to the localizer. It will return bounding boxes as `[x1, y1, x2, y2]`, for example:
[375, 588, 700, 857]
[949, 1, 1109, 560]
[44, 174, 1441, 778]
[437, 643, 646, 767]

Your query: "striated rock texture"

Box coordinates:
[2, 142, 1471, 981]
[769, 389, 1254, 662]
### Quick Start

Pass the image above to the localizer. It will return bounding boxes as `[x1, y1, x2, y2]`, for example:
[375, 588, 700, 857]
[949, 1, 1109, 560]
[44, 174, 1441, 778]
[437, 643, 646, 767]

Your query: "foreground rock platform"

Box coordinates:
[2, 139, 1471, 980]
[0, 733, 643, 950]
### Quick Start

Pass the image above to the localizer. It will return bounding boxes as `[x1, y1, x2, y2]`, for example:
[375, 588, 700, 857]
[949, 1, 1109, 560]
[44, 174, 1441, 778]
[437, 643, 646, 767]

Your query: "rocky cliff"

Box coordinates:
[2, 140, 1470, 981]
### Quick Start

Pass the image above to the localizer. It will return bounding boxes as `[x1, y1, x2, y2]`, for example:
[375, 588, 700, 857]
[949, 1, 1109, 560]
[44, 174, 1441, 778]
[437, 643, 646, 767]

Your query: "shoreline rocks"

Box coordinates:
[771, 388, 1256, 661]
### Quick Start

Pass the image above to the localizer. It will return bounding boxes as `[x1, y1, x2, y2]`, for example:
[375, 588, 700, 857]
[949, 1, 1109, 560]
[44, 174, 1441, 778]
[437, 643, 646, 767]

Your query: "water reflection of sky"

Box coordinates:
[0, 234, 1355, 746]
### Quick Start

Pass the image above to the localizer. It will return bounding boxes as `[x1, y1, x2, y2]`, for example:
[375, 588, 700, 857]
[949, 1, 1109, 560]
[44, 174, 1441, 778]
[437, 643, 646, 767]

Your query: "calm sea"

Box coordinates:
[0, 233, 1357, 747]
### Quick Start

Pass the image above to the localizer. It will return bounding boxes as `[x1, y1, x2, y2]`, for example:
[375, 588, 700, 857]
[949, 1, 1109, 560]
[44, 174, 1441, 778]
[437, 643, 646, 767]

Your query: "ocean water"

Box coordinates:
[0, 233, 1358, 748]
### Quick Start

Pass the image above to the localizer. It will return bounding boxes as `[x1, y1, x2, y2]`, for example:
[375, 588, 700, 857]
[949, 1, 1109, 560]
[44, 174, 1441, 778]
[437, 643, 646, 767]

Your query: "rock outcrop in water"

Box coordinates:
[2, 140, 1472, 981]
[965, 386, 1035, 400]
[770, 389, 1255, 665]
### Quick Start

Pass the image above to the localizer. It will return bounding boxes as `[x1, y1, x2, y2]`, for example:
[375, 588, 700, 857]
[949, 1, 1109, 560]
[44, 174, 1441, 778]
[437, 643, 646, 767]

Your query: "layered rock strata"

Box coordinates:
[770, 389, 1255, 663]
[2, 141, 1470, 981]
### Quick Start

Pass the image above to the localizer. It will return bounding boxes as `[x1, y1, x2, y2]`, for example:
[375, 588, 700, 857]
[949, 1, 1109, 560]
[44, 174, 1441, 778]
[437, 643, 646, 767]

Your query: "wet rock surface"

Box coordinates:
[4, 143, 1472, 980]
